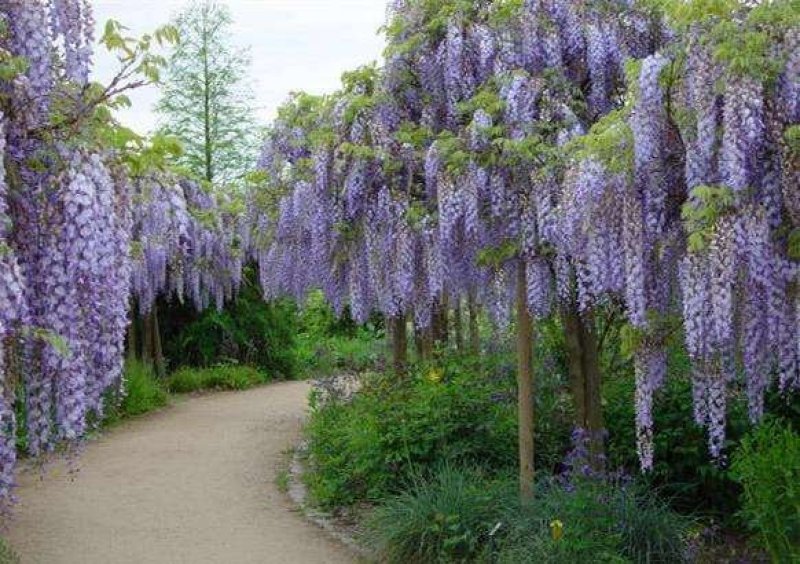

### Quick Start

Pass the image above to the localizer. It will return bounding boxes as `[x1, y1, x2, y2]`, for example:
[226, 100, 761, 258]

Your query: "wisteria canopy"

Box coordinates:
[0, 0, 797, 512]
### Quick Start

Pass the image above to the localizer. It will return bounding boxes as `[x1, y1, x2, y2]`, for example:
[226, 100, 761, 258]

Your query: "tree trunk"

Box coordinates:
[432, 294, 449, 350]
[391, 315, 408, 377]
[127, 314, 138, 363]
[562, 307, 605, 470]
[141, 306, 166, 379]
[414, 324, 425, 363]
[454, 298, 464, 352]
[562, 309, 586, 426]
[201, 9, 213, 183]
[440, 296, 449, 349]
[414, 322, 432, 363]
[581, 312, 604, 469]
[142, 311, 153, 366]
[516, 265, 535, 500]
[152, 306, 166, 380]
[468, 290, 480, 356]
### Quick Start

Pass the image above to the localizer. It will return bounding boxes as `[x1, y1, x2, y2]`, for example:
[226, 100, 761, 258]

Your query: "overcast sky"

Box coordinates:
[92, 1, 388, 134]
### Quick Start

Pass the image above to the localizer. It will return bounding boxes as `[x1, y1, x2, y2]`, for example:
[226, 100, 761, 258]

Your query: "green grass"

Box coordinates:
[118, 361, 169, 417]
[275, 469, 290, 494]
[296, 328, 384, 377]
[364, 465, 692, 564]
[0, 537, 18, 563]
[100, 360, 169, 425]
[166, 364, 271, 393]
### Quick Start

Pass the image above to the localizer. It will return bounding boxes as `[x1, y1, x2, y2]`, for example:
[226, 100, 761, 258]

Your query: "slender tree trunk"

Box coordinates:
[454, 298, 464, 352]
[439, 293, 449, 349]
[152, 306, 166, 379]
[142, 311, 153, 366]
[581, 312, 604, 469]
[431, 296, 450, 351]
[414, 322, 432, 363]
[468, 290, 480, 355]
[562, 309, 586, 425]
[562, 307, 605, 470]
[390, 315, 407, 377]
[414, 324, 425, 362]
[516, 265, 535, 500]
[141, 306, 166, 379]
[201, 11, 213, 183]
[127, 314, 138, 363]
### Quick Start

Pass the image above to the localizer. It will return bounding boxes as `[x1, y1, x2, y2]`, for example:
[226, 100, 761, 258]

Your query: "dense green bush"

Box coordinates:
[604, 370, 746, 517]
[295, 291, 384, 376]
[304, 351, 571, 508]
[160, 267, 299, 378]
[494, 478, 690, 564]
[296, 330, 384, 376]
[364, 465, 690, 564]
[604, 346, 800, 520]
[730, 420, 800, 562]
[166, 364, 270, 393]
[112, 361, 169, 419]
[365, 465, 510, 563]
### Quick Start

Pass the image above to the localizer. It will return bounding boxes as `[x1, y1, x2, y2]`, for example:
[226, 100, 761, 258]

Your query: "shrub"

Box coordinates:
[364, 465, 690, 564]
[730, 420, 800, 562]
[167, 365, 269, 393]
[296, 329, 384, 377]
[293, 290, 385, 376]
[604, 346, 800, 521]
[494, 478, 691, 564]
[102, 361, 169, 424]
[604, 371, 747, 518]
[364, 466, 510, 563]
[118, 361, 169, 417]
[160, 267, 299, 378]
[303, 351, 572, 508]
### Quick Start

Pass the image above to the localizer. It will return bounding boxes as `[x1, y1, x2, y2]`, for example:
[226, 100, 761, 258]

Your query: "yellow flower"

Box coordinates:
[550, 519, 564, 542]
[426, 367, 443, 383]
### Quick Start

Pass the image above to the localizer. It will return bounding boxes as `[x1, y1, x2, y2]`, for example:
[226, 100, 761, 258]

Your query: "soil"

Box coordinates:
[6, 381, 355, 564]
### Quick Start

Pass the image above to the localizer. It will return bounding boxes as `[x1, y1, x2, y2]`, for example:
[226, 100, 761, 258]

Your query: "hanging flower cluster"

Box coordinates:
[253, 0, 800, 471]
[0, 0, 243, 512]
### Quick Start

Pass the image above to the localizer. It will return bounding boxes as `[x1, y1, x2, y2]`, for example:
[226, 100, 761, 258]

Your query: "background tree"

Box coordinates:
[156, 0, 259, 187]
[147, 1, 296, 378]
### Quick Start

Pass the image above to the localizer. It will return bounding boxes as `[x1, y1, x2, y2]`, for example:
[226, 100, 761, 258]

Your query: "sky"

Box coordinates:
[91, 1, 388, 134]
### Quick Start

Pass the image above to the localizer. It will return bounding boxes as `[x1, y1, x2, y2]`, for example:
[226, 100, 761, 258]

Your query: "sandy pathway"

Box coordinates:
[6, 381, 354, 564]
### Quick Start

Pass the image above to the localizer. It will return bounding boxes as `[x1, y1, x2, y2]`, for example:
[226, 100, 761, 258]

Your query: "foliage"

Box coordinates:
[161, 269, 299, 378]
[364, 465, 510, 563]
[605, 369, 744, 518]
[730, 420, 800, 562]
[166, 364, 270, 394]
[296, 331, 383, 377]
[155, 0, 260, 186]
[304, 349, 571, 508]
[0, 538, 17, 564]
[364, 465, 690, 564]
[294, 290, 384, 376]
[493, 478, 691, 564]
[604, 343, 800, 520]
[104, 361, 169, 421]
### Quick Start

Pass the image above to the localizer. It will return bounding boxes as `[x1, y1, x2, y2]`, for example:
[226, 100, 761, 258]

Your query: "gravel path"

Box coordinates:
[6, 381, 355, 564]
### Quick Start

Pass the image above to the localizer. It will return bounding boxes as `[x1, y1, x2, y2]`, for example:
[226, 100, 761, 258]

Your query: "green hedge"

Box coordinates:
[167, 365, 271, 393]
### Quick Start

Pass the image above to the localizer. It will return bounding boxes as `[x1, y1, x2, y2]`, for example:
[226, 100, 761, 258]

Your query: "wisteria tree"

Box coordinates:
[0, 0, 797, 521]
[251, 0, 799, 500]
[0, 0, 250, 514]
